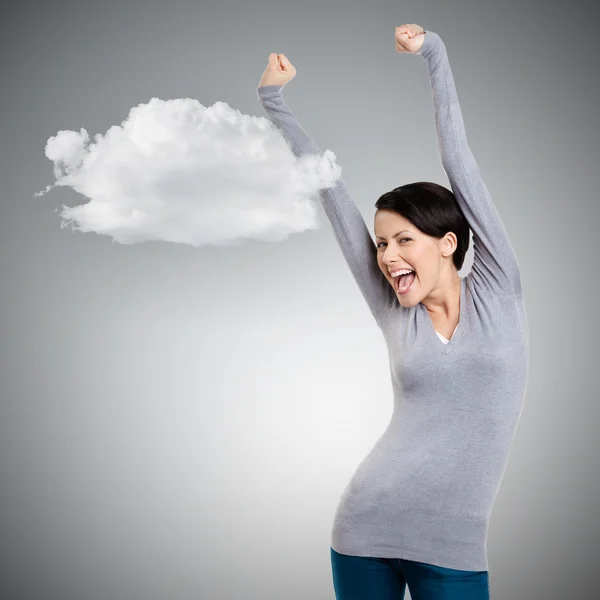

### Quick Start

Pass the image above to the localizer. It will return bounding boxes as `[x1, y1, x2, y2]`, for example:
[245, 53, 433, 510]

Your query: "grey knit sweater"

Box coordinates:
[257, 29, 529, 571]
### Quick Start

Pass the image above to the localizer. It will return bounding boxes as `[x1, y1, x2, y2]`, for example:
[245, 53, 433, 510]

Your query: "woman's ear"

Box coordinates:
[441, 232, 458, 257]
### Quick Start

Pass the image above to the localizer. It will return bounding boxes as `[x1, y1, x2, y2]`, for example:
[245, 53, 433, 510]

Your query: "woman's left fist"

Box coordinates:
[395, 24, 426, 54]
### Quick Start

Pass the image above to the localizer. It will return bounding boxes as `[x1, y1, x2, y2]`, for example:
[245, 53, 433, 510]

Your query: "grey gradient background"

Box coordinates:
[1, 1, 598, 599]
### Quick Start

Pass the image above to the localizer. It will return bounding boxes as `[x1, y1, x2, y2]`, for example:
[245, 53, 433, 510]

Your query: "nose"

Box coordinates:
[382, 252, 410, 273]
[382, 250, 402, 266]
[383, 260, 403, 274]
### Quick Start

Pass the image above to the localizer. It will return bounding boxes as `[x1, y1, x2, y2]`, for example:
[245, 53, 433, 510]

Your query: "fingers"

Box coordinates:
[277, 53, 296, 75]
[396, 23, 424, 38]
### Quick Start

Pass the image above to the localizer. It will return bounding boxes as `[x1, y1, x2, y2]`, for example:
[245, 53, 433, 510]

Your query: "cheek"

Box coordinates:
[412, 246, 436, 272]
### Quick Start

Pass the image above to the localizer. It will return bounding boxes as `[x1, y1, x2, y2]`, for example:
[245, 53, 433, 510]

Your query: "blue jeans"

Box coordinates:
[330, 547, 490, 600]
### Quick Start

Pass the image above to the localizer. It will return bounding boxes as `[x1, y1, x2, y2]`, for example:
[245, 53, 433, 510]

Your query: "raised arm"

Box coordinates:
[257, 84, 397, 322]
[416, 31, 523, 298]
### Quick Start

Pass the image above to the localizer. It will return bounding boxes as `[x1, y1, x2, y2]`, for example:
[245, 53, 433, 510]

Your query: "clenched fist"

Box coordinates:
[258, 53, 297, 88]
[395, 23, 426, 54]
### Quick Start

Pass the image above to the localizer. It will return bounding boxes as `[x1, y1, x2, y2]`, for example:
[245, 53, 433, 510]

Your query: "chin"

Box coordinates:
[397, 293, 420, 308]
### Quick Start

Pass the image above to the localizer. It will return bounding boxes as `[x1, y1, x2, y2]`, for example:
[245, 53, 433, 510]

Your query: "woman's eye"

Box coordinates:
[376, 238, 410, 249]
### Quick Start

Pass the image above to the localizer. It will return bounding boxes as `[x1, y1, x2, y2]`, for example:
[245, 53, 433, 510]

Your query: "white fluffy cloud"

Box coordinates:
[34, 97, 342, 246]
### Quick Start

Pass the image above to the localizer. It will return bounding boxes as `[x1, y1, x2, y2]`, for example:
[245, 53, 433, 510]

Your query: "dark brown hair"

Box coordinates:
[374, 181, 471, 271]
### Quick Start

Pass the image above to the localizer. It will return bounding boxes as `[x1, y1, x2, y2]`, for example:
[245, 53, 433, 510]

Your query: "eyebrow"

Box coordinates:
[375, 230, 412, 240]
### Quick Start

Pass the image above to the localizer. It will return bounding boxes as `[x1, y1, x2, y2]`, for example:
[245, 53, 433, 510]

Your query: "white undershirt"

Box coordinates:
[436, 323, 459, 345]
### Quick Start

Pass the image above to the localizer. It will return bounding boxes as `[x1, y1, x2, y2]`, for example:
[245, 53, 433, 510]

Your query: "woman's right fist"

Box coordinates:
[395, 24, 426, 54]
[258, 53, 297, 88]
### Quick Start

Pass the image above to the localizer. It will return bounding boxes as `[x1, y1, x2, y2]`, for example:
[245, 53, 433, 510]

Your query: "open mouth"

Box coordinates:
[394, 270, 416, 294]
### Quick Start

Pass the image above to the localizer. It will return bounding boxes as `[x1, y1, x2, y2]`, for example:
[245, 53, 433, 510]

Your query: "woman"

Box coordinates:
[257, 23, 528, 600]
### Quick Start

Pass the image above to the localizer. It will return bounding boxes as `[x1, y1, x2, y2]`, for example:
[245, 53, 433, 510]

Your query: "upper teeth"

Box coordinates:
[390, 268, 414, 277]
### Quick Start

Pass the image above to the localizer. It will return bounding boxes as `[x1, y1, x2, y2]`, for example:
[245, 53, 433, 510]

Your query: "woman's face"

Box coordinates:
[374, 209, 457, 307]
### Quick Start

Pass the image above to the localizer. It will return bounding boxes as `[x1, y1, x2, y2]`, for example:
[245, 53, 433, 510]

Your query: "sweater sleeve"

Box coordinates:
[256, 84, 397, 322]
[416, 31, 523, 298]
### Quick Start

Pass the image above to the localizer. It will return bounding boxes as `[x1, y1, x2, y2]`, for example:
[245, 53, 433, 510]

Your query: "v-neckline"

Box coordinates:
[419, 277, 467, 356]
